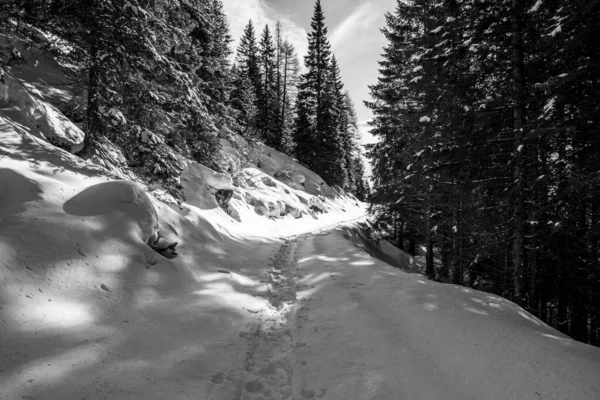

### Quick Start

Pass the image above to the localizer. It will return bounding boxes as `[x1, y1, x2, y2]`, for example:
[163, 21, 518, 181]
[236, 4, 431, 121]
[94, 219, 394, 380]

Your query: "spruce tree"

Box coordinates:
[295, 0, 347, 187]
[229, 64, 258, 139]
[257, 25, 279, 148]
[295, 0, 332, 170]
[367, 0, 600, 344]
[236, 20, 261, 112]
[279, 41, 301, 155]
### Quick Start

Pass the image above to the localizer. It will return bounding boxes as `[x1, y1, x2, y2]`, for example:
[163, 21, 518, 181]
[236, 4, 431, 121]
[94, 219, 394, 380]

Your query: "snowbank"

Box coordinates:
[289, 230, 600, 400]
[63, 180, 159, 243]
[0, 70, 83, 149]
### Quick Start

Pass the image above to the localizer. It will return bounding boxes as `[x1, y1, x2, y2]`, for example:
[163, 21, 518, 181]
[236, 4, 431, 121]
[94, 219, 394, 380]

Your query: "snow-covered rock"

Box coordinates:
[64, 180, 159, 243]
[0, 71, 83, 148]
[198, 163, 234, 191]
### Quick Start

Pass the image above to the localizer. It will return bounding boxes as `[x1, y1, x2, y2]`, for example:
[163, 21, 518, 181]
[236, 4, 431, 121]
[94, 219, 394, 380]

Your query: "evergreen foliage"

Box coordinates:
[2, 0, 369, 201]
[257, 25, 279, 148]
[367, 0, 600, 345]
[294, 0, 362, 190]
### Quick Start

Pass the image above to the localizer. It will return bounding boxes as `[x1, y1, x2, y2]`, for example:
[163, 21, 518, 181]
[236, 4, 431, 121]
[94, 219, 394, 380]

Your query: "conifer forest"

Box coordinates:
[1, 0, 369, 201]
[366, 0, 600, 345]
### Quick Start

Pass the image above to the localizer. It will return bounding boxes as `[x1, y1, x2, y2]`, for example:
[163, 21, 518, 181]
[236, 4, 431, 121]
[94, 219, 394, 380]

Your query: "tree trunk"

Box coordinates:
[440, 233, 450, 282]
[281, 49, 289, 139]
[424, 188, 434, 279]
[452, 196, 463, 284]
[591, 201, 599, 345]
[511, 0, 527, 304]
[408, 237, 416, 256]
[79, 44, 102, 158]
[398, 221, 405, 251]
[556, 254, 569, 335]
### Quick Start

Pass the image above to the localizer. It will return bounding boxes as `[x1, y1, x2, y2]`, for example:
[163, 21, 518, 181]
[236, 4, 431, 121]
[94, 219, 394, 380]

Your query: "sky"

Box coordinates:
[222, 0, 397, 150]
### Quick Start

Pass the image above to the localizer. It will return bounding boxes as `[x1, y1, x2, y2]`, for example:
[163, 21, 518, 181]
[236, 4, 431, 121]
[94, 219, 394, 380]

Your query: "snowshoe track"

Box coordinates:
[232, 238, 304, 400]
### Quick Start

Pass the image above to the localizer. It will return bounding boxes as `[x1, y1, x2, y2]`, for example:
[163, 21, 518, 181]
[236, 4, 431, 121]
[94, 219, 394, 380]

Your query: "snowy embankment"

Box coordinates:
[0, 122, 363, 400]
[0, 58, 362, 399]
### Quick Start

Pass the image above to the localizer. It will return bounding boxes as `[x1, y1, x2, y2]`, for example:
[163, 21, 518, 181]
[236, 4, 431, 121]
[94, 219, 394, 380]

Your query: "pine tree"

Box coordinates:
[316, 59, 347, 188]
[229, 64, 258, 139]
[342, 93, 361, 193]
[367, 0, 600, 344]
[257, 24, 279, 147]
[295, 0, 332, 170]
[235, 20, 261, 114]
[295, 0, 347, 187]
[279, 40, 301, 155]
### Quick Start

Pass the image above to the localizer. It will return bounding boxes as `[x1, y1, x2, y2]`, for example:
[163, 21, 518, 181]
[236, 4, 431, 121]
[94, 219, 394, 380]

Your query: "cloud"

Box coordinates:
[222, 0, 308, 62]
[330, 3, 380, 54]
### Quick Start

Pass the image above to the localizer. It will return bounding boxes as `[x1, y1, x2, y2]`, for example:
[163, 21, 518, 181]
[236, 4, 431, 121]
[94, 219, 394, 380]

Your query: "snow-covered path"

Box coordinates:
[212, 227, 600, 400]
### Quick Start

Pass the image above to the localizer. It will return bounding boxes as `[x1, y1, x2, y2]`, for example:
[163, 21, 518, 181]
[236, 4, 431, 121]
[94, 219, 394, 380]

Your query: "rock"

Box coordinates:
[215, 189, 233, 208]
[227, 203, 241, 222]
[254, 201, 269, 216]
[285, 204, 302, 219]
[261, 176, 277, 187]
[244, 191, 258, 206]
[232, 190, 244, 201]
[309, 196, 324, 212]
[297, 195, 309, 205]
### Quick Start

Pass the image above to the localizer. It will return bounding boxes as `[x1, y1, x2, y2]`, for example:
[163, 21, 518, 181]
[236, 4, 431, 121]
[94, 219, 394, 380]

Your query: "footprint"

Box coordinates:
[259, 363, 276, 375]
[211, 372, 224, 384]
[245, 379, 264, 393]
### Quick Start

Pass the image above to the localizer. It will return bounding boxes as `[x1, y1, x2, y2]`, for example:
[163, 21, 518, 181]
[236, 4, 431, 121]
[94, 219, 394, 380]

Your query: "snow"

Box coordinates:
[540, 97, 557, 119]
[549, 23, 562, 37]
[2, 127, 600, 398]
[106, 107, 126, 126]
[0, 70, 84, 148]
[288, 231, 600, 399]
[0, 124, 365, 400]
[529, 0, 543, 13]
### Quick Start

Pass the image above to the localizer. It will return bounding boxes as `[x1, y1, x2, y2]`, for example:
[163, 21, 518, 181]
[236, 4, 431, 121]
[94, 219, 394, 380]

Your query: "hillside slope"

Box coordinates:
[0, 118, 363, 400]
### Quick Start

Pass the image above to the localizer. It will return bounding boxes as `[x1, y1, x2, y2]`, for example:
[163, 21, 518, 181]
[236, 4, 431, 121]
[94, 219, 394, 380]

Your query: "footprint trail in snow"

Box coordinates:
[229, 238, 304, 400]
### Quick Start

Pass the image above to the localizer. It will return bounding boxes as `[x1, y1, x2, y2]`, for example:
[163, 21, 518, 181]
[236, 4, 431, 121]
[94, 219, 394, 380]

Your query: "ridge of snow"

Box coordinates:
[528, 0, 543, 12]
